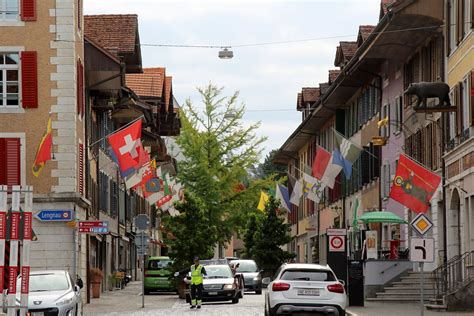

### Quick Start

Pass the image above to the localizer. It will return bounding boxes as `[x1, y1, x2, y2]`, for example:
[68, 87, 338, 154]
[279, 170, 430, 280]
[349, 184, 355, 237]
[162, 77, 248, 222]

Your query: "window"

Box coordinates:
[0, 52, 19, 108]
[0, 138, 20, 186]
[0, 0, 18, 21]
[449, 0, 457, 51]
[463, 0, 471, 36]
[462, 76, 470, 133]
[280, 269, 336, 282]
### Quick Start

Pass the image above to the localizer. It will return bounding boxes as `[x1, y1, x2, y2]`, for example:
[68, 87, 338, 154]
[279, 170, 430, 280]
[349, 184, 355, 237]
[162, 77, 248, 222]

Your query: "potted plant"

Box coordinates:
[90, 268, 104, 298]
[107, 273, 118, 291]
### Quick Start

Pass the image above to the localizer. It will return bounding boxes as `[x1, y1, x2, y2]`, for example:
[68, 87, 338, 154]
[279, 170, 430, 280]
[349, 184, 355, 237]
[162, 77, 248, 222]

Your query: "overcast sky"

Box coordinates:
[85, 0, 380, 161]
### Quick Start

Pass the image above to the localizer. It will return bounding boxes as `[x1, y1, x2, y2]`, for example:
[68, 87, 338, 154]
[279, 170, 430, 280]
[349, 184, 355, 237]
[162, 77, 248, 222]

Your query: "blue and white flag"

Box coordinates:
[275, 183, 291, 212]
[333, 129, 362, 180]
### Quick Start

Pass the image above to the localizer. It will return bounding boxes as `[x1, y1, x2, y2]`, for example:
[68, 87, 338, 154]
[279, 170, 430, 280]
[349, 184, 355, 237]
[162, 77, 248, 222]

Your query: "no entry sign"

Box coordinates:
[329, 235, 345, 252]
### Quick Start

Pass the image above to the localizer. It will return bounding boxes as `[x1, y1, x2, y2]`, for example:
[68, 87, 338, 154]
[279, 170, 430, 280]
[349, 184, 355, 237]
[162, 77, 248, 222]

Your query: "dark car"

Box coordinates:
[185, 264, 243, 304]
[230, 259, 262, 294]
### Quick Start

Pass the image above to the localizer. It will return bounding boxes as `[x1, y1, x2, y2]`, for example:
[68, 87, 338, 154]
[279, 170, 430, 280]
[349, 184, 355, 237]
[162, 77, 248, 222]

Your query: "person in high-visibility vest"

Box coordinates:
[189, 256, 206, 309]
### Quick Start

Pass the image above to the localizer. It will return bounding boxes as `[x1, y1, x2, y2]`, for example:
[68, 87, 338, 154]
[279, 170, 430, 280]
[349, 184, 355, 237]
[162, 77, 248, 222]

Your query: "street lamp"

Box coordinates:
[218, 47, 233, 59]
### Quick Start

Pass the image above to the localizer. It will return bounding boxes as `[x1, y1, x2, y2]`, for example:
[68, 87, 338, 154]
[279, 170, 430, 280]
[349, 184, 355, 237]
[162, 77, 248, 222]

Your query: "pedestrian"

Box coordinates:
[190, 256, 206, 309]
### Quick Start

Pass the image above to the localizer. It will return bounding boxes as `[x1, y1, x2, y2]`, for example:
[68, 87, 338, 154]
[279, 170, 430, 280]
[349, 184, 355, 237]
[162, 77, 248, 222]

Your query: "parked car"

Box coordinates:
[263, 263, 347, 316]
[230, 259, 263, 294]
[16, 270, 83, 316]
[144, 256, 175, 294]
[185, 264, 243, 304]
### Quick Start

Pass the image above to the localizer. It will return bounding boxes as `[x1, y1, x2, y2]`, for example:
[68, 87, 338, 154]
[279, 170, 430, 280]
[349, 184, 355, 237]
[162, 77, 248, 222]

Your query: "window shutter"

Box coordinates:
[455, 83, 463, 135]
[0, 139, 21, 186]
[470, 71, 474, 126]
[446, 0, 451, 55]
[21, 51, 38, 108]
[77, 60, 84, 117]
[78, 143, 84, 196]
[21, 0, 36, 21]
[361, 147, 370, 185]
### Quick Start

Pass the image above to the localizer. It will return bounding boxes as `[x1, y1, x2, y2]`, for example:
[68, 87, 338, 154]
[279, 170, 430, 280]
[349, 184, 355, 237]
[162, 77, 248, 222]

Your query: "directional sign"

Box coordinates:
[329, 235, 345, 252]
[327, 228, 347, 236]
[410, 213, 433, 236]
[34, 210, 72, 222]
[78, 221, 109, 234]
[410, 237, 434, 262]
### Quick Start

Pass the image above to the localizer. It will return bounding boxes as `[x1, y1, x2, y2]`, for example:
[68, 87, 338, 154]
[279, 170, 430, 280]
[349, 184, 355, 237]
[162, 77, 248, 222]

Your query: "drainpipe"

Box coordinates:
[441, 114, 448, 293]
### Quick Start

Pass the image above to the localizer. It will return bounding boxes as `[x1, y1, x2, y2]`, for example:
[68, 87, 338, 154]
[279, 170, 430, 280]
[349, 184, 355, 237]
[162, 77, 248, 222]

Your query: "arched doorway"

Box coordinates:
[448, 189, 461, 259]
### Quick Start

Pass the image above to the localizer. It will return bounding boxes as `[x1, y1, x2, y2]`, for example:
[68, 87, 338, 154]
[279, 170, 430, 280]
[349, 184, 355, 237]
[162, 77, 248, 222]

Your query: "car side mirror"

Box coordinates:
[338, 279, 346, 287]
[74, 285, 80, 292]
[76, 277, 84, 289]
[262, 277, 271, 285]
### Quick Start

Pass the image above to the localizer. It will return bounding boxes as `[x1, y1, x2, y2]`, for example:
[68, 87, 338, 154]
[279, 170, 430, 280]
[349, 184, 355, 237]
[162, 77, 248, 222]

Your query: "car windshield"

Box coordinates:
[148, 259, 173, 270]
[233, 261, 258, 273]
[17, 273, 70, 292]
[280, 269, 336, 282]
[204, 266, 233, 279]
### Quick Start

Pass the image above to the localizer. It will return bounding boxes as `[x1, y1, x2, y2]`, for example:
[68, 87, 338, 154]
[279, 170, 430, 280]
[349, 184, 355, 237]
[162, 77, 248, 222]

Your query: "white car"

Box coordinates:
[16, 270, 83, 316]
[263, 263, 347, 316]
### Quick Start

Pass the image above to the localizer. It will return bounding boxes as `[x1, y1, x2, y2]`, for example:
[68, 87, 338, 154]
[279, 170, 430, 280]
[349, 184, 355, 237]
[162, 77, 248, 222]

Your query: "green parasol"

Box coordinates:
[357, 211, 408, 224]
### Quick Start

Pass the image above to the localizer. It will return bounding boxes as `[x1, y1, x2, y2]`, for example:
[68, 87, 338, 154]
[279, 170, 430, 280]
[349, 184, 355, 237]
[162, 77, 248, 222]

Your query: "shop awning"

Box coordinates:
[357, 211, 408, 224]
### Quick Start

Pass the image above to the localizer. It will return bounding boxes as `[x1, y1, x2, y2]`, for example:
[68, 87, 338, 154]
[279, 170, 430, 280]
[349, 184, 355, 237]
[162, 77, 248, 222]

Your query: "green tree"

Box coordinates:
[251, 149, 287, 181]
[253, 195, 294, 276]
[242, 213, 263, 259]
[174, 83, 268, 246]
[162, 192, 216, 271]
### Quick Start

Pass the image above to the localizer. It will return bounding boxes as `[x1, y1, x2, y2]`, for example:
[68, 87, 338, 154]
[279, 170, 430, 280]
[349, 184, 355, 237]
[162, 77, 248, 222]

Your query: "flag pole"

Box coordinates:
[88, 115, 145, 149]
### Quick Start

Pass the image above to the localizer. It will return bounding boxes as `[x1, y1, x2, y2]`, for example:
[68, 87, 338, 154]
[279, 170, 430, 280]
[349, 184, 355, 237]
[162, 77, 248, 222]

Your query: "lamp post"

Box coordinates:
[218, 47, 233, 59]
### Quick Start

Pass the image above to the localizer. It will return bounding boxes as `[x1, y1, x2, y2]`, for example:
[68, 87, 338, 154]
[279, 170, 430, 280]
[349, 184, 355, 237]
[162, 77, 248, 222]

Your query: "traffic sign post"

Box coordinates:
[34, 209, 72, 222]
[410, 237, 435, 316]
[78, 221, 109, 234]
[134, 215, 149, 309]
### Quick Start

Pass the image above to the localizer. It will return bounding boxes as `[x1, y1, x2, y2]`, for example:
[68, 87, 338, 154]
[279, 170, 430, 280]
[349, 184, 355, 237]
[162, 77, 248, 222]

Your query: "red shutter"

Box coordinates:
[76, 60, 84, 117]
[20, 0, 36, 21]
[0, 139, 20, 186]
[78, 143, 84, 196]
[21, 51, 38, 108]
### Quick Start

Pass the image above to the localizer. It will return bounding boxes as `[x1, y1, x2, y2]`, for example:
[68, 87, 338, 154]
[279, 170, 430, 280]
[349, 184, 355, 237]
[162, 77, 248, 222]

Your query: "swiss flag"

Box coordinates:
[107, 120, 143, 172]
[389, 154, 441, 214]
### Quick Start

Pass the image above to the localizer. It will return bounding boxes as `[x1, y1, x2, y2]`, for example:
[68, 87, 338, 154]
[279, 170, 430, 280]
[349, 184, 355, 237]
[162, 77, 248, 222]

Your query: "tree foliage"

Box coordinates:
[169, 83, 269, 251]
[162, 192, 216, 270]
[252, 195, 295, 276]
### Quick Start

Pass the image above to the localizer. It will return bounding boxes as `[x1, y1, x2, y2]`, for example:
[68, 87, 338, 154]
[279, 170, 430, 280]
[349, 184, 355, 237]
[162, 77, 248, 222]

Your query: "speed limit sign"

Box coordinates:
[329, 235, 345, 252]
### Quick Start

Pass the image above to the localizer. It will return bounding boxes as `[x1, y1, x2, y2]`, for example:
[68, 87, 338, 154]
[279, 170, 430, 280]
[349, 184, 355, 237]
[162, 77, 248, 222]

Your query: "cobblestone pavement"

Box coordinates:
[84, 281, 472, 316]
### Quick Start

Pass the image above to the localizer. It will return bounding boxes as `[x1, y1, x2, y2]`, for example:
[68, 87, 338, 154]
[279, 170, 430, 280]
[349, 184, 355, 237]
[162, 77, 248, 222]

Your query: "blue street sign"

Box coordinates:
[34, 210, 73, 222]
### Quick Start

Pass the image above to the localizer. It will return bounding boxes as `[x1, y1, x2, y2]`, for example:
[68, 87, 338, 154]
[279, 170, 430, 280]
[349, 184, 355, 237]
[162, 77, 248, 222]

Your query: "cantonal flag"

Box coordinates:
[312, 146, 342, 189]
[32, 118, 53, 177]
[389, 153, 441, 214]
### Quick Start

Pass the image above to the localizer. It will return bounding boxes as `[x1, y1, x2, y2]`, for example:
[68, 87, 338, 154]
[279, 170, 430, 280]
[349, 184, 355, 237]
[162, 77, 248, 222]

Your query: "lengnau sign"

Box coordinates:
[34, 210, 73, 222]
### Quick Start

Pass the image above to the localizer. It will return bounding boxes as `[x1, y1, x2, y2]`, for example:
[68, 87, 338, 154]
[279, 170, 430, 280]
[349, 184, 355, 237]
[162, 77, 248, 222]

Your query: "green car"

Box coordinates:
[144, 256, 175, 294]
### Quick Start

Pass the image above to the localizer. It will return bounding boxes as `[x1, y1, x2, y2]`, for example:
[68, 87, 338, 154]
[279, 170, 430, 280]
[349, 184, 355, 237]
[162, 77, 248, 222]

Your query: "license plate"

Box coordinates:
[30, 313, 44, 316]
[208, 292, 218, 295]
[297, 289, 320, 296]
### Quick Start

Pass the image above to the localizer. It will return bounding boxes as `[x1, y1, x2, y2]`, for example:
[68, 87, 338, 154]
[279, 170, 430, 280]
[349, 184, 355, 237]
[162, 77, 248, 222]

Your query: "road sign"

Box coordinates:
[134, 235, 149, 246]
[34, 209, 72, 222]
[410, 237, 434, 262]
[410, 213, 433, 236]
[135, 214, 149, 230]
[327, 228, 347, 236]
[329, 235, 345, 252]
[78, 221, 109, 234]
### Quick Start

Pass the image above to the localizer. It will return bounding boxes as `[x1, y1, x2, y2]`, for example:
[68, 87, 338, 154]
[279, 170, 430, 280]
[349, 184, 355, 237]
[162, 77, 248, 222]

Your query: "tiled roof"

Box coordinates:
[340, 41, 357, 60]
[301, 88, 320, 103]
[319, 83, 330, 95]
[297, 93, 303, 110]
[164, 76, 172, 111]
[84, 14, 138, 56]
[359, 25, 375, 42]
[328, 70, 341, 84]
[126, 67, 166, 98]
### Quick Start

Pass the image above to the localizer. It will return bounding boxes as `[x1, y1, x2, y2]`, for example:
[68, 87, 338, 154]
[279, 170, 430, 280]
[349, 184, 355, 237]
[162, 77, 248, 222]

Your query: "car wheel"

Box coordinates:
[74, 304, 78, 316]
[231, 296, 239, 304]
[144, 289, 151, 295]
[337, 307, 346, 316]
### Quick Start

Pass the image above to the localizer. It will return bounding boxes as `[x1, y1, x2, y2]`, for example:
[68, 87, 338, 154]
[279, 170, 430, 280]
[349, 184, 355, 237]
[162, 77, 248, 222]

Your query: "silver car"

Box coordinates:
[16, 270, 83, 316]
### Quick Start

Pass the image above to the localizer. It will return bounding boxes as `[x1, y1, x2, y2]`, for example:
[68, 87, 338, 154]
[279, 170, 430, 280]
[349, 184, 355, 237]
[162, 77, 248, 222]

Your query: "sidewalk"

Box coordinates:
[83, 281, 178, 316]
[348, 301, 473, 316]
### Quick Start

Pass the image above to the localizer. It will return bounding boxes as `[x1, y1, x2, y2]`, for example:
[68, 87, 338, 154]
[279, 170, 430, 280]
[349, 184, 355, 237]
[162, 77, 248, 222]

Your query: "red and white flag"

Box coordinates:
[390, 153, 441, 214]
[107, 120, 143, 172]
[312, 146, 342, 189]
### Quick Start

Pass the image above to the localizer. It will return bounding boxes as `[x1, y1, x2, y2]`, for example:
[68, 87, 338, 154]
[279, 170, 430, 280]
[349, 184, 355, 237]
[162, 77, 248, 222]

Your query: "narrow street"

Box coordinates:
[84, 282, 473, 316]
